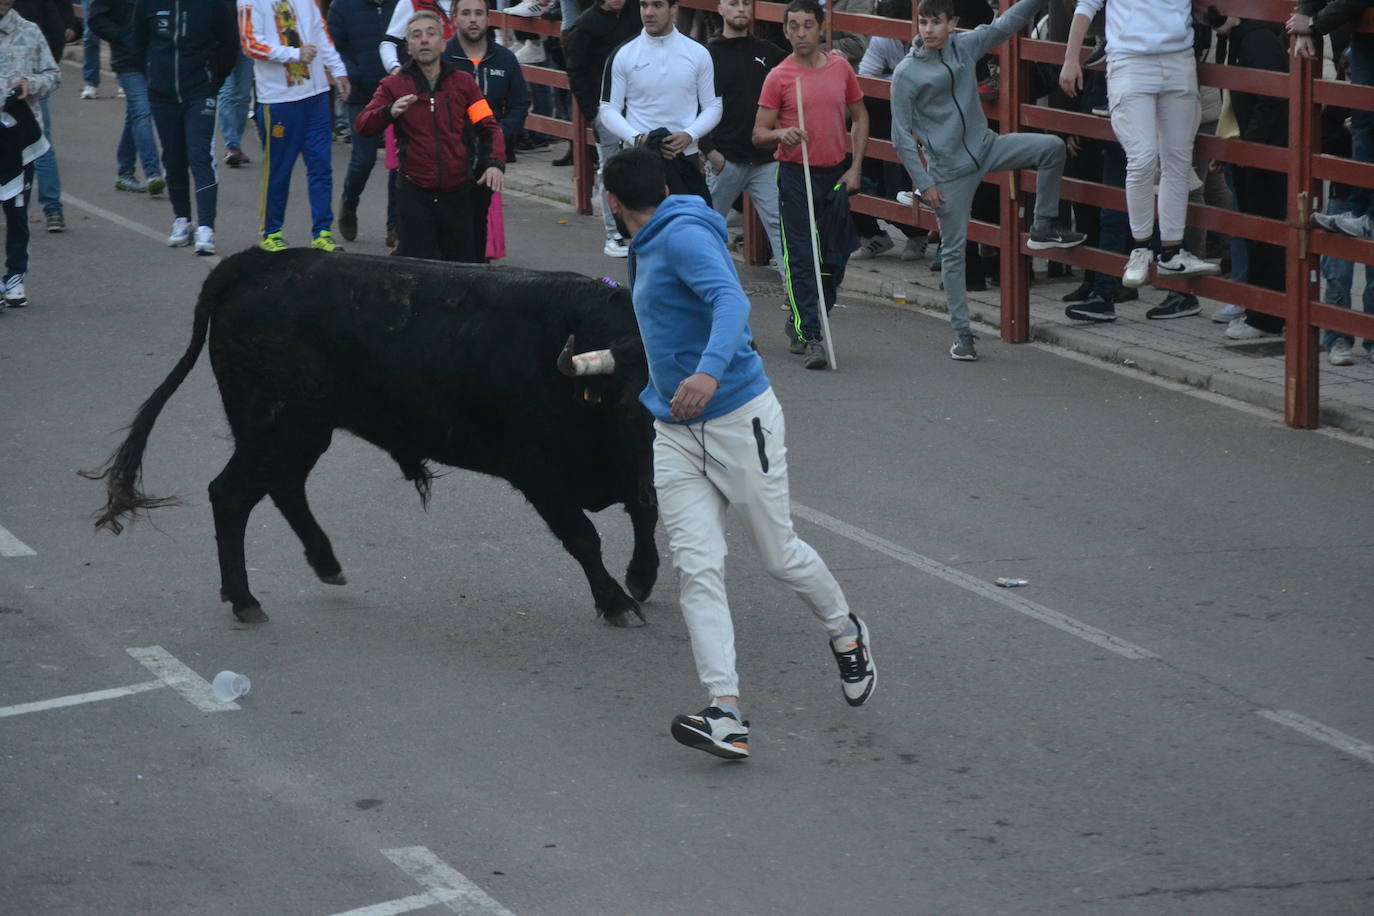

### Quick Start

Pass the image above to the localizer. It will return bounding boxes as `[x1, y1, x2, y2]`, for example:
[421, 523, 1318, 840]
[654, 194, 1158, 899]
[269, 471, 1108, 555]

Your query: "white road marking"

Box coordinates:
[61, 194, 221, 265]
[0, 523, 37, 557]
[382, 847, 516, 915]
[0, 680, 164, 719]
[1258, 710, 1374, 766]
[792, 503, 1160, 660]
[126, 646, 240, 711]
[329, 889, 466, 916]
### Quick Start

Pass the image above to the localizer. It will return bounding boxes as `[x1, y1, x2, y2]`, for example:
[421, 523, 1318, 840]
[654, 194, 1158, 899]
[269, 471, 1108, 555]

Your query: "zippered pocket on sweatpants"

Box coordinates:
[751, 417, 769, 474]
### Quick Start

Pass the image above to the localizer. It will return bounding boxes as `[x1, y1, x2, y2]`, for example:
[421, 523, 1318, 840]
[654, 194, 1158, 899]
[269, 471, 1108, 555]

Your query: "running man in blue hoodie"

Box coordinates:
[602, 146, 876, 761]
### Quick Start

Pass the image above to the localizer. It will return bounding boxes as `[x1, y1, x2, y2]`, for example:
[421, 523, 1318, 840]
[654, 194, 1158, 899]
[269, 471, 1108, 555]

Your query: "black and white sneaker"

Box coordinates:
[671, 706, 750, 759]
[830, 614, 876, 706]
[1065, 295, 1117, 322]
[1027, 224, 1087, 250]
[1145, 291, 1201, 320]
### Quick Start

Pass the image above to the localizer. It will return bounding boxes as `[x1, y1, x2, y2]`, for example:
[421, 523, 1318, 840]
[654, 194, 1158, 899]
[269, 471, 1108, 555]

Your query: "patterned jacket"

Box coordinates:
[0, 9, 60, 115]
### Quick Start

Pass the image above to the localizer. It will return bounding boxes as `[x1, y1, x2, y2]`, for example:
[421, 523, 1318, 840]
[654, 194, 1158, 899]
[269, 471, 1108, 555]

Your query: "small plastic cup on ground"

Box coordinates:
[212, 670, 251, 702]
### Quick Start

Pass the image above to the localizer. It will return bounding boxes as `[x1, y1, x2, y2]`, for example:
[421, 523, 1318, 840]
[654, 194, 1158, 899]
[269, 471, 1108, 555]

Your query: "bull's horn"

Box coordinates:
[557, 334, 616, 376]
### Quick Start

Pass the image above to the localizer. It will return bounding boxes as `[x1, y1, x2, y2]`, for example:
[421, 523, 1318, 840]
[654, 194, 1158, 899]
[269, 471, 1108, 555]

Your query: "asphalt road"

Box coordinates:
[2, 69, 1372, 915]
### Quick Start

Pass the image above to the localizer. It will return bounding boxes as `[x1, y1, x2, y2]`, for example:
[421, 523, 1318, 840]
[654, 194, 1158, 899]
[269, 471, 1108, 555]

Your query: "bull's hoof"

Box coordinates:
[233, 604, 269, 623]
[626, 579, 654, 602]
[318, 572, 348, 586]
[604, 609, 646, 628]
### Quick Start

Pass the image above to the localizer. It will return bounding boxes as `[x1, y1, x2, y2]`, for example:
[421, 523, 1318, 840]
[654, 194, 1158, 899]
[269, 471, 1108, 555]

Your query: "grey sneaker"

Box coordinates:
[45, 211, 65, 233]
[900, 235, 928, 261]
[1027, 224, 1087, 250]
[146, 175, 166, 196]
[670, 705, 749, 759]
[115, 175, 147, 193]
[1311, 210, 1372, 239]
[803, 340, 828, 369]
[950, 331, 978, 361]
[1329, 339, 1356, 366]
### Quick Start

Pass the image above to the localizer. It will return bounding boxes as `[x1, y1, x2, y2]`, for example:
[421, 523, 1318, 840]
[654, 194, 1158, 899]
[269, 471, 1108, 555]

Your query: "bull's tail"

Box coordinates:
[80, 259, 237, 534]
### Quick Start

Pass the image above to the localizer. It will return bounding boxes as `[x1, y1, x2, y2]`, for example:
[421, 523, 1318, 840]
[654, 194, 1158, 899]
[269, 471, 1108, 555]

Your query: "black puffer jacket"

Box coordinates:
[564, 0, 640, 123]
[88, 0, 142, 73]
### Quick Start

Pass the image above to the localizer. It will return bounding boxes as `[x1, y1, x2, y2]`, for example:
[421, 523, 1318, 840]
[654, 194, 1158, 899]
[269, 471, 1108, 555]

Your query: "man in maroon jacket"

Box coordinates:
[356, 9, 504, 262]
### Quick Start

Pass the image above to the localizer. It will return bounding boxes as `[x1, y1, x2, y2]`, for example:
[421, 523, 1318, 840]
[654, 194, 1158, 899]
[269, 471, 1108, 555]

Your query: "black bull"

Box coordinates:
[85, 248, 660, 627]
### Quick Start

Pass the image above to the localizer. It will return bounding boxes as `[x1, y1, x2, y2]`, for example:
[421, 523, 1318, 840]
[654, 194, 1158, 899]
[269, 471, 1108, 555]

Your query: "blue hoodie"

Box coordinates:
[627, 195, 769, 425]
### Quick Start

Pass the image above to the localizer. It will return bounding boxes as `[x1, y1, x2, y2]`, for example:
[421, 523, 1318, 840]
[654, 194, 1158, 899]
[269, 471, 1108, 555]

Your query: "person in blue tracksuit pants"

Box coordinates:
[132, 0, 240, 254]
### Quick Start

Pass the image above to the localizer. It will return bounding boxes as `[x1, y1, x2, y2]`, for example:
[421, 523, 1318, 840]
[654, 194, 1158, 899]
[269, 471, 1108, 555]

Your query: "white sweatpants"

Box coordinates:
[1107, 49, 1201, 243]
[653, 388, 850, 700]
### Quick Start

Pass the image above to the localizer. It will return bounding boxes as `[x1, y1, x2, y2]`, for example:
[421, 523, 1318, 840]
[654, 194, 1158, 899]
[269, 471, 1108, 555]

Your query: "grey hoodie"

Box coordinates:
[889, 0, 1044, 192]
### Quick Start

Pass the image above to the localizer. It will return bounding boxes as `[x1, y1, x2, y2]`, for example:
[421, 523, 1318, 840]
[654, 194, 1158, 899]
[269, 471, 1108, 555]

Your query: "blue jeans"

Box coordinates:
[115, 71, 162, 179]
[82, 0, 101, 88]
[1222, 163, 1249, 284]
[217, 53, 254, 151]
[342, 100, 395, 230]
[1092, 140, 1129, 302]
[1347, 32, 1374, 217]
[1319, 197, 1374, 351]
[559, 0, 581, 30]
[151, 95, 219, 228]
[35, 98, 61, 215]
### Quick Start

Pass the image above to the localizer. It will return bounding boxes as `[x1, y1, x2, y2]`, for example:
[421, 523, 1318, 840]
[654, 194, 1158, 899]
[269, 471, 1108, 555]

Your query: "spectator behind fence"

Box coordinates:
[329, 0, 400, 244]
[599, 145, 876, 762]
[356, 10, 505, 262]
[701, 0, 787, 284]
[14, 0, 72, 233]
[1060, 0, 1221, 290]
[1315, 82, 1373, 364]
[853, 0, 929, 263]
[892, 0, 1084, 362]
[1, 0, 59, 309]
[754, 0, 869, 371]
[598, 0, 721, 216]
[565, 0, 641, 256]
[380, 0, 454, 75]
[446, 0, 529, 259]
[88, 0, 166, 196]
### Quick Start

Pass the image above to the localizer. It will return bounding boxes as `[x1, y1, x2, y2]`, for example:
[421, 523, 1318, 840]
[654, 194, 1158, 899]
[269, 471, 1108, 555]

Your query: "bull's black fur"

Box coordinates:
[85, 248, 659, 625]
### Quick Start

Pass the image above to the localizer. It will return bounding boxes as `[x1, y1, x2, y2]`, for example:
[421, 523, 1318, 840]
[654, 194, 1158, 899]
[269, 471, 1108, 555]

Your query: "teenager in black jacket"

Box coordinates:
[88, 0, 166, 193]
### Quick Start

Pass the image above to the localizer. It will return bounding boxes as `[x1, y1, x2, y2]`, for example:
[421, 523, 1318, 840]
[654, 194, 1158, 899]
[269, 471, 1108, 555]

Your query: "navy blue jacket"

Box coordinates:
[328, 0, 398, 107]
[444, 37, 529, 147]
[129, 0, 239, 103]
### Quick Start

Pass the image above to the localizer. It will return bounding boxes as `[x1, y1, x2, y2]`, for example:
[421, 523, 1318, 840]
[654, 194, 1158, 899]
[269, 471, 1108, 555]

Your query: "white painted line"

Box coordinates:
[0, 523, 37, 557]
[61, 194, 222, 265]
[382, 847, 516, 916]
[329, 888, 466, 916]
[126, 646, 240, 711]
[0, 680, 165, 719]
[1258, 709, 1374, 765]
[792, 503, 1160, 660]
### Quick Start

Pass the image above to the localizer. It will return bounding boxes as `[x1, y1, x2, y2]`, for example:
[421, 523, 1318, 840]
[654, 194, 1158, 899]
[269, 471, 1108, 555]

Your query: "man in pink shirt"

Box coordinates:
[754, 0, 869, 371]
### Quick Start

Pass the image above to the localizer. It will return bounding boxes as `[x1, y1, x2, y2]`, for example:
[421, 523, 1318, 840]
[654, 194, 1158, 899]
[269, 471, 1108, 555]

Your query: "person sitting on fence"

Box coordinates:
[892, 0, 1085, 363]
[1060, 0, 1221, 290]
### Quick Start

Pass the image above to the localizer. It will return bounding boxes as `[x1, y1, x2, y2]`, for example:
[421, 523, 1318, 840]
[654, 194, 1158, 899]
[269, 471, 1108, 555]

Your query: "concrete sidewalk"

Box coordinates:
[504, 142, 1374, 438]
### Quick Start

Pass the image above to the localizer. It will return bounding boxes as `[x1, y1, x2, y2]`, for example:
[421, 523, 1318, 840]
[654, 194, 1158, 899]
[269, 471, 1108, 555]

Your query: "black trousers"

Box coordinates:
[395, 176, 479, 263]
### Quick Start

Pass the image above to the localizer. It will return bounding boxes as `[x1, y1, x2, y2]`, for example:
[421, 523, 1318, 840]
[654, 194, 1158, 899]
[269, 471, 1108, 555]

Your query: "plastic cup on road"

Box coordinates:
[212, 670, 251, 702]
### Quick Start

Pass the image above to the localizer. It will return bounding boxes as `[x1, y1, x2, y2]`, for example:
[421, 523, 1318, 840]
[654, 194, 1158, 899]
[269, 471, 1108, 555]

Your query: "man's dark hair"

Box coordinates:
[603, 148, 668, 212]
[916, 0, 955, 19]
[784, 0, 824, 26]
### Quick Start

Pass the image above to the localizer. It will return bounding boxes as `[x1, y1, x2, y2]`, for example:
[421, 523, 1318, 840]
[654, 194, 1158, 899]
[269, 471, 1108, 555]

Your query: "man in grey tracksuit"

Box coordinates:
[891, 0, 1083, 361]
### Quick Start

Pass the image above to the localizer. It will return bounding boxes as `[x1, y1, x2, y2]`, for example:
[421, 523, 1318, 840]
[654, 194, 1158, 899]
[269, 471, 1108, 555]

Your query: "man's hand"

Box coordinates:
[478, 165, 504, 192]
[300, 43, 317, 65]
[776, 125, 807, 147]
[1292, 34, 1317, 59]
[669, 373, 718, 421]
[919, 185, 944, 210]
[706, 150, 726, 172]
[660, 131, 692, 158]
[330, 74, 350, 99]
[11, 78, 30, 100]
[1286, 12, 1313, 35]
[391, 93, 418, 118]
[840, 166, 861, 194]
[1059, 60, 1083, 98]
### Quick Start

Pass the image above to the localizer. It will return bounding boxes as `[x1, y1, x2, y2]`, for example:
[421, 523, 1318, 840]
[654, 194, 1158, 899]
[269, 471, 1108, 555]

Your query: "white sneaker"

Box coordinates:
[830, 614, 877, 706]
[1122, 247, 1153, 288]
[167, 217, 192, 247]
[901, 236, 928, 261]
[851, 234, 894, 259]
[505, 0, 558, 15]
[1226, 317, 1276, 340]
[3, 273, 27, 307]
[116, 87, 125, 99]
[1329, 339, 1356, 366]
[514, 39, 547, 64]
[1211, 303, 1245, 323]
[1157, 248, 1221, 279]
[603, 236, 628, 258]
[194, 225, 216, 255]
[80, 85, 98, 99]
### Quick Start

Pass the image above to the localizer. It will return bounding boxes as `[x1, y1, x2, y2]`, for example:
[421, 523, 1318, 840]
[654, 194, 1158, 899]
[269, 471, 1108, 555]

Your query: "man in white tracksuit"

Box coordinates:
[1060, 0, 1220, 305]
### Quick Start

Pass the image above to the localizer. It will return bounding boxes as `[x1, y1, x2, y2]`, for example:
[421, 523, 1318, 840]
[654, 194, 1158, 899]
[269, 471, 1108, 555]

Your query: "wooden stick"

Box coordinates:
[795, 76, 837, 370]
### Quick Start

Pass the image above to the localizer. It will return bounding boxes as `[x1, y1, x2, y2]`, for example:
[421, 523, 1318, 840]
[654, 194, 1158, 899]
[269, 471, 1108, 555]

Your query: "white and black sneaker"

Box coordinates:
[830, 614, 876, 706]
[1156, 248, 1221, 279]
[671, 706, 750, 759]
